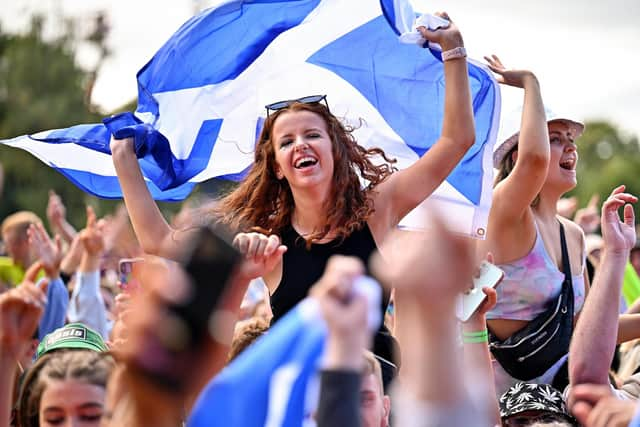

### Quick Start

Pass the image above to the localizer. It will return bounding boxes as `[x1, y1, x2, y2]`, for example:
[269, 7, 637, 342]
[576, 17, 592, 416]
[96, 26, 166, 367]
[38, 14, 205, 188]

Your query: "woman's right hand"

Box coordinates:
[484, 54, 536, 89]
[109, 136, 136, 158]
[417, 11, 463, 51]
[232, 232, 287, 281]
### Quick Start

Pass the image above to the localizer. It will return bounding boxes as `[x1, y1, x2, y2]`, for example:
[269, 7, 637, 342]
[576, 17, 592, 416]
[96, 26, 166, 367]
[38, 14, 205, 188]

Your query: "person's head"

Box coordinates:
[227, 317, 269, 363]
[494, 113, 584, 197]
[36, 323, 109, 360]
[17, 350, 114, 427]
[500, 383, 577, 427]
[1, 211, 42, 268]
[216, 96, 396, 243]
[360, 351, 390, 427]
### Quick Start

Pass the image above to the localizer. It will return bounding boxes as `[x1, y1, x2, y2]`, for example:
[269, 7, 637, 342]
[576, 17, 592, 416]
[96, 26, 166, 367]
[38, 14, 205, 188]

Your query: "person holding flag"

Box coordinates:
[110, 10, 476, 386]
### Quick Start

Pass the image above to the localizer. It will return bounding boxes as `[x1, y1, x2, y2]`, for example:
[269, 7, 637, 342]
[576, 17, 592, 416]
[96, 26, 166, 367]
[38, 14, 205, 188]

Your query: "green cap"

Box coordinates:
[36, 323, 108, 359]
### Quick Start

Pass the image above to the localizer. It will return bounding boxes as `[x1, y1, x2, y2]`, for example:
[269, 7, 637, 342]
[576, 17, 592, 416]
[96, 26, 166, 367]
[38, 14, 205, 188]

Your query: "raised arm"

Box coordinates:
[462, 286, 500, 426]
[569, 186, 637, 387]
[46, 190, 77, 245]
[374, 12, 475, 226]
[110, 136, 196, 259]
[68, 207, 110, 338]
[372, 215, 493, 426]
[488, 56, 550, 223]
[0, 263, 45, 427]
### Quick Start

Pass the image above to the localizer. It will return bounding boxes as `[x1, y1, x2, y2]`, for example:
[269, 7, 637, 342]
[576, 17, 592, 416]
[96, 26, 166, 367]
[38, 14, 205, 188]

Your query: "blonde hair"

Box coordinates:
[363, 350, 384, 396]
[1, 211, 42, 237]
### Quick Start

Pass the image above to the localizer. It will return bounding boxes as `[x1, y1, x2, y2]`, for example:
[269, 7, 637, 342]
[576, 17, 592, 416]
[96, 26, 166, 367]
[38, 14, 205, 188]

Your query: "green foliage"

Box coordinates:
[568, 121, 640, 221]
[0, 15, 184, 228]
[0, 16, 104, 228]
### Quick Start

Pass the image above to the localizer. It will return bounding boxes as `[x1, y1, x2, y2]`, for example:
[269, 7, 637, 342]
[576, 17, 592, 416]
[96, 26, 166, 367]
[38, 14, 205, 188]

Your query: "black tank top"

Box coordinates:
[270, 223, 397, 375]
[271, 222, 382, 319]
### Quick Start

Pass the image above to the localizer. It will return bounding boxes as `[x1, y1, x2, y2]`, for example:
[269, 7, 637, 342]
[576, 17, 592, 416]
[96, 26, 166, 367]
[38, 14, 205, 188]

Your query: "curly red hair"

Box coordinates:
[214, 101, 397, 244]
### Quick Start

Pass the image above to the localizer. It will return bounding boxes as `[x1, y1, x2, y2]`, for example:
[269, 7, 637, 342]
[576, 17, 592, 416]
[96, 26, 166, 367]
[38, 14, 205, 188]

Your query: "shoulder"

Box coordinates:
[557, 216, 585, 245]
[557, 216, 586, 264]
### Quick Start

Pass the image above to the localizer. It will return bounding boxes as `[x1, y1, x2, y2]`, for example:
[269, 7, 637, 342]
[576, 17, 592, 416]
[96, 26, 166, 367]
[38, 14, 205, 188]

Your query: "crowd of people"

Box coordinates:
[2, 12, 640, 427]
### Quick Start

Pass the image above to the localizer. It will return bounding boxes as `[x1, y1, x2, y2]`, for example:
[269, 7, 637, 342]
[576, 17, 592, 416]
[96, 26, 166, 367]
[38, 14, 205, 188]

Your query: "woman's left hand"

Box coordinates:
[600, 185, 637, 254]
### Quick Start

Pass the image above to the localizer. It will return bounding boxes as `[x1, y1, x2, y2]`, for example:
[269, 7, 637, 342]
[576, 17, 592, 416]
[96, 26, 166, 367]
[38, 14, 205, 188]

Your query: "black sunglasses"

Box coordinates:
[265, 95, 329, 117]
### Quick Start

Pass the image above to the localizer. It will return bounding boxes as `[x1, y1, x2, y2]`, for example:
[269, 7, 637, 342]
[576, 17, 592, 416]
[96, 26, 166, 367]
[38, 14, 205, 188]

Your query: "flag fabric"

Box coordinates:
[1, 0, 500, 238]
[188, 299, 325, 427]
[188, 276, 381, 427]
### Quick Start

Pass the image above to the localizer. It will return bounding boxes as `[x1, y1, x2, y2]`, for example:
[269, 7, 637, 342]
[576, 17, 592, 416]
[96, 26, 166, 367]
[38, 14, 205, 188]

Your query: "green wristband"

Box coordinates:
[462, 329, 488, 338]
[462, 335, 489, 344]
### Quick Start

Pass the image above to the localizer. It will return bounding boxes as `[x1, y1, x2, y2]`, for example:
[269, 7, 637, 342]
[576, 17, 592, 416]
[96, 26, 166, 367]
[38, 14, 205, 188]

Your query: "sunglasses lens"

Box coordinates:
[297, 95, 325, 104]
[266, 101, 292, 111]
[265, 95, 327, 114]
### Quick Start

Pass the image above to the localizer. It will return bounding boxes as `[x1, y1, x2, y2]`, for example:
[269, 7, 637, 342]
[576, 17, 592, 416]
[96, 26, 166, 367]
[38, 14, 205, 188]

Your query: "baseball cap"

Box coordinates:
[493, 106, 585, 169]
[36, 323, 108, 359]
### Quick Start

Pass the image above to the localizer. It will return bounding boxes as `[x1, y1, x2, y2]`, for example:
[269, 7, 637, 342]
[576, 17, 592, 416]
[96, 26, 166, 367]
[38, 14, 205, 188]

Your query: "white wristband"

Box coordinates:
[441, 46, 466, 62]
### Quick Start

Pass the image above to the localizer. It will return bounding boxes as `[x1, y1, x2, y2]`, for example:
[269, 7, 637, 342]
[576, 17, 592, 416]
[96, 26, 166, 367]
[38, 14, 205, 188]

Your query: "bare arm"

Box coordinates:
[374, 14, 475, 227]
[372, 213, 481, 418]
[0, 264, 45, 427]
[569, 186, 637, 386]
[46, 190, 77, 245]
[488, 57, 549, 224]
[462, 288, 500, 426]
[617, 314, 640, 343]
[110, 137, 195, 259]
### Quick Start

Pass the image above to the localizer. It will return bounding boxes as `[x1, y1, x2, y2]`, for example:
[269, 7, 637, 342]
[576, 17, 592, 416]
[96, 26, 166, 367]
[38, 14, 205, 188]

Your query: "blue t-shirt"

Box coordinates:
[38, 277, 68, 340]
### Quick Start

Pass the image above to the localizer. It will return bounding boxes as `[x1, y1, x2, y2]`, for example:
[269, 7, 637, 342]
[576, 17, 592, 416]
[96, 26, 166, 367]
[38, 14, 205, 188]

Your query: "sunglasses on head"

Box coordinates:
[265, 94, 329, 117]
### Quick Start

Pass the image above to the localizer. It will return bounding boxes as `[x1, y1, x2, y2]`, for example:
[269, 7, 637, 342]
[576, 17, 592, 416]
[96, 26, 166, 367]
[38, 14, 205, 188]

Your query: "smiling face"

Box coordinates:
[271, 109, 335, 192]
[545, 120, 579, 192]
[39, 380, 105, 427]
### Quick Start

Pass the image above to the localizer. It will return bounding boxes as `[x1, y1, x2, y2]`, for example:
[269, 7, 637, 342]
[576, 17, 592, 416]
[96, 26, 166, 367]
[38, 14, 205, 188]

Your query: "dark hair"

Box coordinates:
[17, 350, 114, 427]
[214, 101, 397, 244]
[495, 143, 518, 185]
[494, 142, 540, 207]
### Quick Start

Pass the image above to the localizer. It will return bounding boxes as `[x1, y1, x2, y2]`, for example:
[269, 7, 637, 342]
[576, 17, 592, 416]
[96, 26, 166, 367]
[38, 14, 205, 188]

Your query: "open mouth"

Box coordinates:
[294, 156, 318, 169]
[559, 158, 575, 170]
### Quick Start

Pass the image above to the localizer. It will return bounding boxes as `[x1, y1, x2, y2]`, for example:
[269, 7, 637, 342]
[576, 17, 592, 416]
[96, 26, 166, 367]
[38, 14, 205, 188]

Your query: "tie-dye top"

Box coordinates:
[486, 224, 586, 321]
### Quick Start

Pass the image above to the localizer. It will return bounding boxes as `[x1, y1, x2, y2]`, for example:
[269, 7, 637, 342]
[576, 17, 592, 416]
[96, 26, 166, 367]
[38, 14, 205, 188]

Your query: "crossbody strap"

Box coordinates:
[558, 222, 575, 312]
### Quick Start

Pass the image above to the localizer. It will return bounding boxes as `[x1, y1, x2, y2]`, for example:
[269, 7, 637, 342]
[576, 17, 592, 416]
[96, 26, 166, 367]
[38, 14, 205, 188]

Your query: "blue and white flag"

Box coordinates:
[188, 299, 325, 427]
[189, 276, 381, 427]
[1, 0, 500, 238]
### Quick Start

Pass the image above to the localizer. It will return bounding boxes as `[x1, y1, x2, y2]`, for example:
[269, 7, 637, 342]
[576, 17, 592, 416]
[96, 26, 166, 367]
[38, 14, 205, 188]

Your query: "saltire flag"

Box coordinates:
[0, 0, 500, 238]
[189, 276, 381, 427]
[188, 299, 325, 427]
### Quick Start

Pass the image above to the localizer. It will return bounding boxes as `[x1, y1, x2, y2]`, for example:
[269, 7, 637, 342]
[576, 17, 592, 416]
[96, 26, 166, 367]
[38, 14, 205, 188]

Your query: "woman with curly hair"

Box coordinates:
[110, 13, 475, 381]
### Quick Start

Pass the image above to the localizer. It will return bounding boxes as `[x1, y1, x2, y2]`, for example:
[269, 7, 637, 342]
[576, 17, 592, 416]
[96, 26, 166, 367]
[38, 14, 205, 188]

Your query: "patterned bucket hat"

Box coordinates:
[499, 382, 575, 421]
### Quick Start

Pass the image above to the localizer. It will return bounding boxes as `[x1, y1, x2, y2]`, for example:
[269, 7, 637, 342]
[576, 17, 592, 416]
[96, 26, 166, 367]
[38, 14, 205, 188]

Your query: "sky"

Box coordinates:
[1, 0, 639, 138]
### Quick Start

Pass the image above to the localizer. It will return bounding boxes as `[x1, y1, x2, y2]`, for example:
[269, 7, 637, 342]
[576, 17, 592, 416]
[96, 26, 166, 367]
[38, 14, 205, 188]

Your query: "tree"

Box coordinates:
[0, 15, 104, 227]
[0, 14, 184, 228]
[568, 121, 640, 222]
